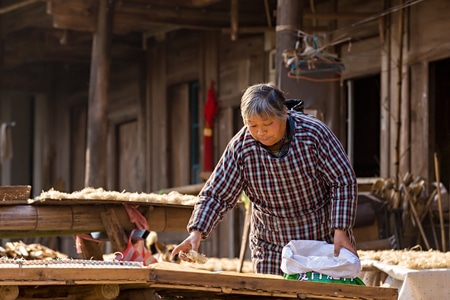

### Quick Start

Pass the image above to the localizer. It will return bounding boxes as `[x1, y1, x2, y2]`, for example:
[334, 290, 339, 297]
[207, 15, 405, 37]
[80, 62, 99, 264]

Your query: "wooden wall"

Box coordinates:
[381, 0, 450, 187]
[329, 0, 450, 189]
[144, 31, 266, 258]
[408, 0, 450, 188]
[147, 31, 202, 191]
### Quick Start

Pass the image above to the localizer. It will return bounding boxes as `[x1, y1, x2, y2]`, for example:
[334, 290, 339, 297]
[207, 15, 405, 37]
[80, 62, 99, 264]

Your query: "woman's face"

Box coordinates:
[246, 114, 287, 146]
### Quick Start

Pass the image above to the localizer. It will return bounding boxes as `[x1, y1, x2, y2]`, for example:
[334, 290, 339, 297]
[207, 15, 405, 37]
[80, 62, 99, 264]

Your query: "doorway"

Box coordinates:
[1, 93, 34, 188]
[430, 58, 450, 189]
[347, 75, 381, 177]
[167, 81, 200, 187]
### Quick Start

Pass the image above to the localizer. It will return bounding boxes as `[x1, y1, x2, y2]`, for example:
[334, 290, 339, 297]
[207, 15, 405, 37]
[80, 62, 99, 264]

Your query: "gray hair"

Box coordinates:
[240, 83, 287, 125]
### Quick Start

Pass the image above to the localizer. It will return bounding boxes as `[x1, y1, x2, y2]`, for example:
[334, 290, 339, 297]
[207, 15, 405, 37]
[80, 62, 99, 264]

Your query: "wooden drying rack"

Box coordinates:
[0, 186, 398, 299]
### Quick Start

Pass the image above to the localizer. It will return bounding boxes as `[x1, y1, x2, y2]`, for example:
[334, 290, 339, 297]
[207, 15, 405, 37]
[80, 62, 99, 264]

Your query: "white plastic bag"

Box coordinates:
[281, 240, 361, 278]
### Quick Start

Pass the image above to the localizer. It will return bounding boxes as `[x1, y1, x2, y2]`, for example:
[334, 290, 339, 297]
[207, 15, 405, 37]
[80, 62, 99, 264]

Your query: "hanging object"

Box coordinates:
[283, 31, 350, 83]
[203, 81, 219, 172]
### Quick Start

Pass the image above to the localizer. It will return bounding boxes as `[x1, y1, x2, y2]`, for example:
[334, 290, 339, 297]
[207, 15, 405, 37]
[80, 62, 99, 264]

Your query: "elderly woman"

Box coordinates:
[172, 82, 358, 275]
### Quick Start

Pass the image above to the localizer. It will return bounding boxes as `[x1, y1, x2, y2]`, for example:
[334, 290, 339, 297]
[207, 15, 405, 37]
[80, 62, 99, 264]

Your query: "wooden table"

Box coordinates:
[0, 261, 398, 300]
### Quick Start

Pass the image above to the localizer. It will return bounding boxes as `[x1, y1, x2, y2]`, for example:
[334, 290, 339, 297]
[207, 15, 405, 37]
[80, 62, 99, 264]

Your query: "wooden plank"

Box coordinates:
[149, 43, 168, 190]
[147, 262, 398, 300]
[0, 267, 149, 284]
[0, 264, 398, 299]
[0, 185, 31, 202]
[166, 33, 200, 84]
[2, 27, 92, 69]
[117, 120, 140, 191]
[168, 83, 190, 187]
[0, 263, 398, 299]
[70, 104, 88, 191]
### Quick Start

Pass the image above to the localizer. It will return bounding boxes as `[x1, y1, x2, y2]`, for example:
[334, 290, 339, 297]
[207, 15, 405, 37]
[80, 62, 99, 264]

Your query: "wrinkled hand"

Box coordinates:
[171, 231, 202, 262]
[333, 229, 357, 257]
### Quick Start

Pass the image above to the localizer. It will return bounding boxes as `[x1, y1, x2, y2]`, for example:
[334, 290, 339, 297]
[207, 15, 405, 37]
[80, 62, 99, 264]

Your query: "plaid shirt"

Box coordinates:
[188, 111, 358, 275]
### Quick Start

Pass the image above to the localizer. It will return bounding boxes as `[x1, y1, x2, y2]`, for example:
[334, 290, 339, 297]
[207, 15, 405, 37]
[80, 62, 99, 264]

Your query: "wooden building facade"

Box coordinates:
[0, 0, 449, 257]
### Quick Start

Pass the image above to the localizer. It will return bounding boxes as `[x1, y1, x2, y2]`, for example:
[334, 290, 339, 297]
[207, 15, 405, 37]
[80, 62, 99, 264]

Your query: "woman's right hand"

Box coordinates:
[171, 230, 202, 262]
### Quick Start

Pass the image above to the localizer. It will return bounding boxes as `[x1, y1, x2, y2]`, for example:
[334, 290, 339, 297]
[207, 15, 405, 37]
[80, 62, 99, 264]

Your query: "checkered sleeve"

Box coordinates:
[316, 124, 358, 231]
[187, 132, 246, 239]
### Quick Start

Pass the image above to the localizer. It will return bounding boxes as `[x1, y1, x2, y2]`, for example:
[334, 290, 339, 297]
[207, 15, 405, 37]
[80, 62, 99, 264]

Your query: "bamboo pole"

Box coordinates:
[401, 184, 430, 250]
[429, 211, 439, 250]
[434, 152, 446, 251]
[0, 204, 192, 238]
[157, 183, 204, 195]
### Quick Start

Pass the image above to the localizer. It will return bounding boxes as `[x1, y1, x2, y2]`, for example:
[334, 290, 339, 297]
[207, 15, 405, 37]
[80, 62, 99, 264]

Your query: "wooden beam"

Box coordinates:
[2, 27, 144, 70]
[303, 12, 375, 20]
[100, 208, 128, 252]
[144, 0, 222, 8]
[47, 0, 97, 32]
[115, 2, 245, 28]
[0, 0, 41, 15]
[47, 0, 265, 33]
[222, 25, 329, 35]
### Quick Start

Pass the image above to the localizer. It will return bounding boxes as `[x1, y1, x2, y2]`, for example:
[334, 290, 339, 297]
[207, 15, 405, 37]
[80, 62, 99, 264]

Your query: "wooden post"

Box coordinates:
[237, 204, 252, 272]
[275, 0, 302, 91]
[78, 237, 104, 260]
[100, 208, 128, 252]
[85, 0, 116, 188]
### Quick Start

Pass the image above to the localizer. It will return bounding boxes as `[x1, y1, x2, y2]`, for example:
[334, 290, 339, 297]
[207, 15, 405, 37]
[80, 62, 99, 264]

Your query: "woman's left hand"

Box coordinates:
[333, 229, 357, 257]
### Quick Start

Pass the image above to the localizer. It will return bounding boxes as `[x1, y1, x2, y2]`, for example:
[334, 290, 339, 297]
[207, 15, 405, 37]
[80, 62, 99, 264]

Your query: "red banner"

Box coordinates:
[203, 81, 219, 171]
